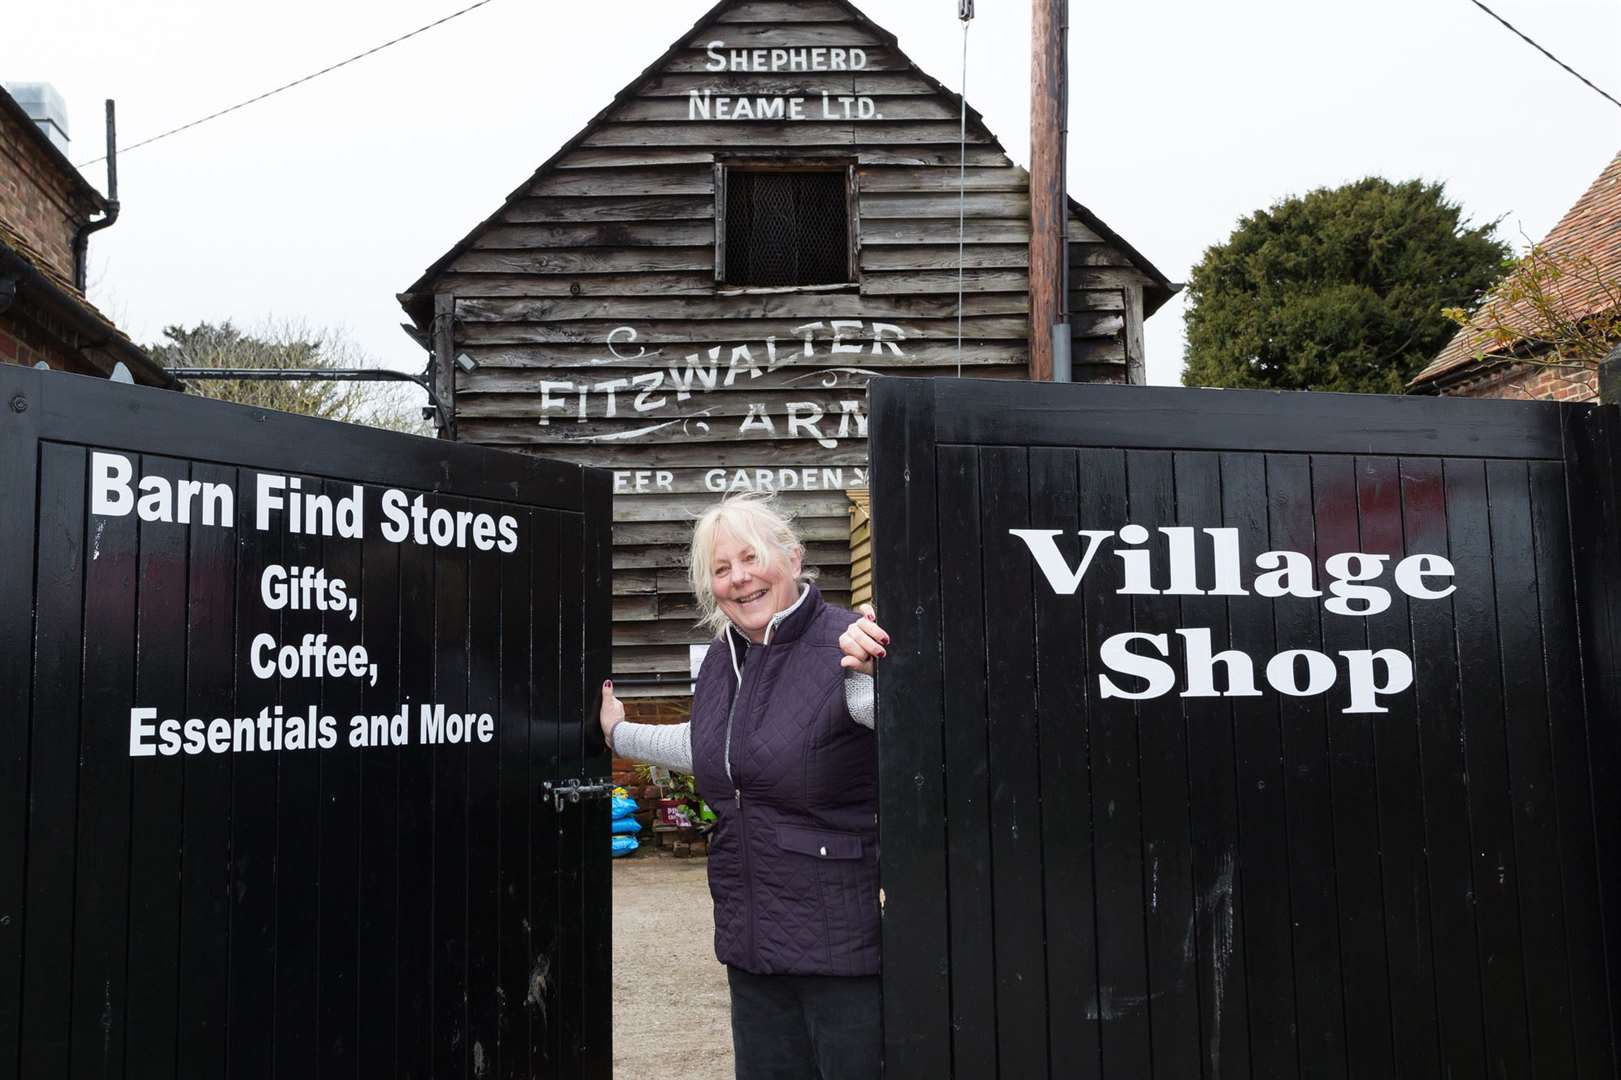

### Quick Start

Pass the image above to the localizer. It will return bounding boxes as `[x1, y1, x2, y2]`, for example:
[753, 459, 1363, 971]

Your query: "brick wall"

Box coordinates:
[0, 307, 99, 375]
[0, 103, 94, 285]
[612, 696, 692, 800]
[1438, 360, 1598, 402]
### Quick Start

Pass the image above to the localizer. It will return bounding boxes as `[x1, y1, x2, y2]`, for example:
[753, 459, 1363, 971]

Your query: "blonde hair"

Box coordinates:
[688, 492, 818, 637]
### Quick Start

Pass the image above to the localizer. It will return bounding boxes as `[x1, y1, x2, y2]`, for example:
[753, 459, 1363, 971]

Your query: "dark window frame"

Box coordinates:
[714, 157, 860, 291]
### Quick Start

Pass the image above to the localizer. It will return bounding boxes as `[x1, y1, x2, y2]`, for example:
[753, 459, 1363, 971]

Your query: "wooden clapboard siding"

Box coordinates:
[455, 344, 1032, 371]
[399, 0, 1173, 690]
[849, 490, 872, 609]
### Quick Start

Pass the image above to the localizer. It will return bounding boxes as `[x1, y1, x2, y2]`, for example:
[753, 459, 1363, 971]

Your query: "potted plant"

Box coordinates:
[634, 764, 714, 851]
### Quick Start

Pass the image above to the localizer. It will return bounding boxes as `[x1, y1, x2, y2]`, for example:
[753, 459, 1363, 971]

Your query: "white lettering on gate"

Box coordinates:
[89, 460, 528, 759]
[92, 451, 234, 526]
[1012, 524, 1452, 715]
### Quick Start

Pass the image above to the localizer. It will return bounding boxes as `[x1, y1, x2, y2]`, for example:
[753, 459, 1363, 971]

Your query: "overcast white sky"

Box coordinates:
[8, 0, 1620, 387]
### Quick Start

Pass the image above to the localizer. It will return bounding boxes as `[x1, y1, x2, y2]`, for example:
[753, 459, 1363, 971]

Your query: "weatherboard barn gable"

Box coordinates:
[398, 0, 1174, 694]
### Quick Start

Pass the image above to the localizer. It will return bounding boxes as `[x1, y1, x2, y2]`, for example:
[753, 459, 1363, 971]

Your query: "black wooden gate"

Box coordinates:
[0, 366, 613, 1079]
[872, 376, 1621, 1078]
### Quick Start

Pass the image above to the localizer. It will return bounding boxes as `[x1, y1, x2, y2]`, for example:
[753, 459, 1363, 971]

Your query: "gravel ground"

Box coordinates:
[612, 850, 733, 1078]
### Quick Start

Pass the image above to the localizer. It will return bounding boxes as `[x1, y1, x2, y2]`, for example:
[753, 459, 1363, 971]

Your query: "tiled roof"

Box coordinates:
[1413, 148, 1621, 387]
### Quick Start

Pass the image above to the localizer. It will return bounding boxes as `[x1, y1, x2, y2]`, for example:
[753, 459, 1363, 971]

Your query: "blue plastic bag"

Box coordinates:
[610, 794, 639, 820]
[610, 816, 642, 835]
[611, 835, 639, 857]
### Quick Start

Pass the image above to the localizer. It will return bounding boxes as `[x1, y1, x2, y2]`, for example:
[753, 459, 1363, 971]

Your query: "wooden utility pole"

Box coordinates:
[1029, 0, 1069, 382]
[433, 292, 457, 438]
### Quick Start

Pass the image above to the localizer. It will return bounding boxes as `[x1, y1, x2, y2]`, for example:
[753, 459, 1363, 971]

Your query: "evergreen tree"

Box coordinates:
[1182, 178, 1510, 394]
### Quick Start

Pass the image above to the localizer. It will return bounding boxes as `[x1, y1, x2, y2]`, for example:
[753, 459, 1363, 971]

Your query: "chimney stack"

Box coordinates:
[5, 82, 70, 155]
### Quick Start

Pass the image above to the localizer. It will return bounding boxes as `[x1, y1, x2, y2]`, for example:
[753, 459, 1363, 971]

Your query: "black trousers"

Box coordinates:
[727, 966, 881, 1080]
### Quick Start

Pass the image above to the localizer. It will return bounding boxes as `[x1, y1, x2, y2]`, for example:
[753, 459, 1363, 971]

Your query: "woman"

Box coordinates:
[599, 492, 891, 1080]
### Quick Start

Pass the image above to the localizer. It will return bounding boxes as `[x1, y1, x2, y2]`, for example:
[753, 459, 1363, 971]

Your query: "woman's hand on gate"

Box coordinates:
[839, 604, 889, 676]
[599, 679, 625, 751]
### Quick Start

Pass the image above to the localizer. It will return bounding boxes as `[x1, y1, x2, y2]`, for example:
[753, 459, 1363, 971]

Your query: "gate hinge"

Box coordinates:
[542, 777, 615, 812]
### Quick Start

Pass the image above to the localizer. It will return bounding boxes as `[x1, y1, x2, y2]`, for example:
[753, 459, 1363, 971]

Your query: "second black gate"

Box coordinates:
[872, 377, 1620, 1078]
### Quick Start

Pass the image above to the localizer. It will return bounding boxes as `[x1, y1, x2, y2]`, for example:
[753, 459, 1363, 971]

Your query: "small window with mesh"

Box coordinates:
[722, 169, 851, 287]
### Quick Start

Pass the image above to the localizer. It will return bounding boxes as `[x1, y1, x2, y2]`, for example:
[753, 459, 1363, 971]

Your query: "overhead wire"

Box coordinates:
[955, 1, 975, 378]
[1464, 0, 1621, 112]
[75, 0, 503, 167]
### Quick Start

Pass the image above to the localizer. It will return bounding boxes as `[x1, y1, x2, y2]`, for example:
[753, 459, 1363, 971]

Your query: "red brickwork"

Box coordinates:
[611, 696, 692, 798]
[0, 103, 96, 285]
[0, 304, 102, 376]
[1436, 360, 1597, 403]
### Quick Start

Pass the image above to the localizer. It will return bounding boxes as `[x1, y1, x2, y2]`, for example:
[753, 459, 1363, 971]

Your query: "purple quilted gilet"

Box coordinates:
[690, 584, 881, 976]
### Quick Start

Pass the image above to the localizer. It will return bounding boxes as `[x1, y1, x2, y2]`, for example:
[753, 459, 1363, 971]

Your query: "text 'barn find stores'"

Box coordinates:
[89, 451, 517, 758]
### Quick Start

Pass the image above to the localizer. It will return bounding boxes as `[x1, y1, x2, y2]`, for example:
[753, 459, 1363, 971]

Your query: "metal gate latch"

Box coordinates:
[542, 778, 615, 812]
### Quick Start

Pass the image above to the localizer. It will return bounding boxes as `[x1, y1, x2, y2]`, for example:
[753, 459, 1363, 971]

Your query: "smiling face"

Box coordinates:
[710, 523, 803, 642]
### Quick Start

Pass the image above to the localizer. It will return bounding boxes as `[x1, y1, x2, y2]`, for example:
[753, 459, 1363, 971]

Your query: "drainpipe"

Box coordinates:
[73, 100, 119, 292]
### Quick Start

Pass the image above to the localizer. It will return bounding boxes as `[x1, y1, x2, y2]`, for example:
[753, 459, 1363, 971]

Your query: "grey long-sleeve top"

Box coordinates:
[610, 671, 874, 773]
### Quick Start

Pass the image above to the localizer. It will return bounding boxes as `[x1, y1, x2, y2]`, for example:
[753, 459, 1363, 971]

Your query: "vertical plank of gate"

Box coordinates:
[69, 442, 138, 1079]
[1356, 456, 1440, 1074]
[356, 493, 403, 1074]
[1566, 406, 1621, 1061]
[124, 456, 190, 1076]
[1123, 449, 1202, 1079]
[317, 477, 365, 1079]
[1174, 451, 1252, 1078]
[1398, 457, 1487, 1077]
[467, 499, 505, 1079]
[175, 462, 238, 1080]
[868, 378, 950, 1077]
[1027, 446, 1102, 1075]
[528, 511, 563, 1075]
[556, 511, 588, 1076]
[1076, 447, 1152, 1077]
[937, 444, 993, 1073]
[1485, 460, 1577, 1075]
[0, 387, 37, 1080]
[432, 495, 473, 1079]
[69, 441, 138, 1079]
[1312, 453, 1396, 1075]
[273, 474, 325, 1076]
[977, 446, 1049, 1078]
[1442, 458, 1532, 1076]
[1220, 451, 1297, 1078]
[1531, 455, 1617, 1071]
[1593, 411, 1621, 1067]
[580, 472, 615, 1079]
[225, 469, 282, 1080]
[1265, 454, 1346, 1074]
[19, 444, 86, 1078]
[396, 508, 438, 1076]
[497, 509, 536, 1080]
